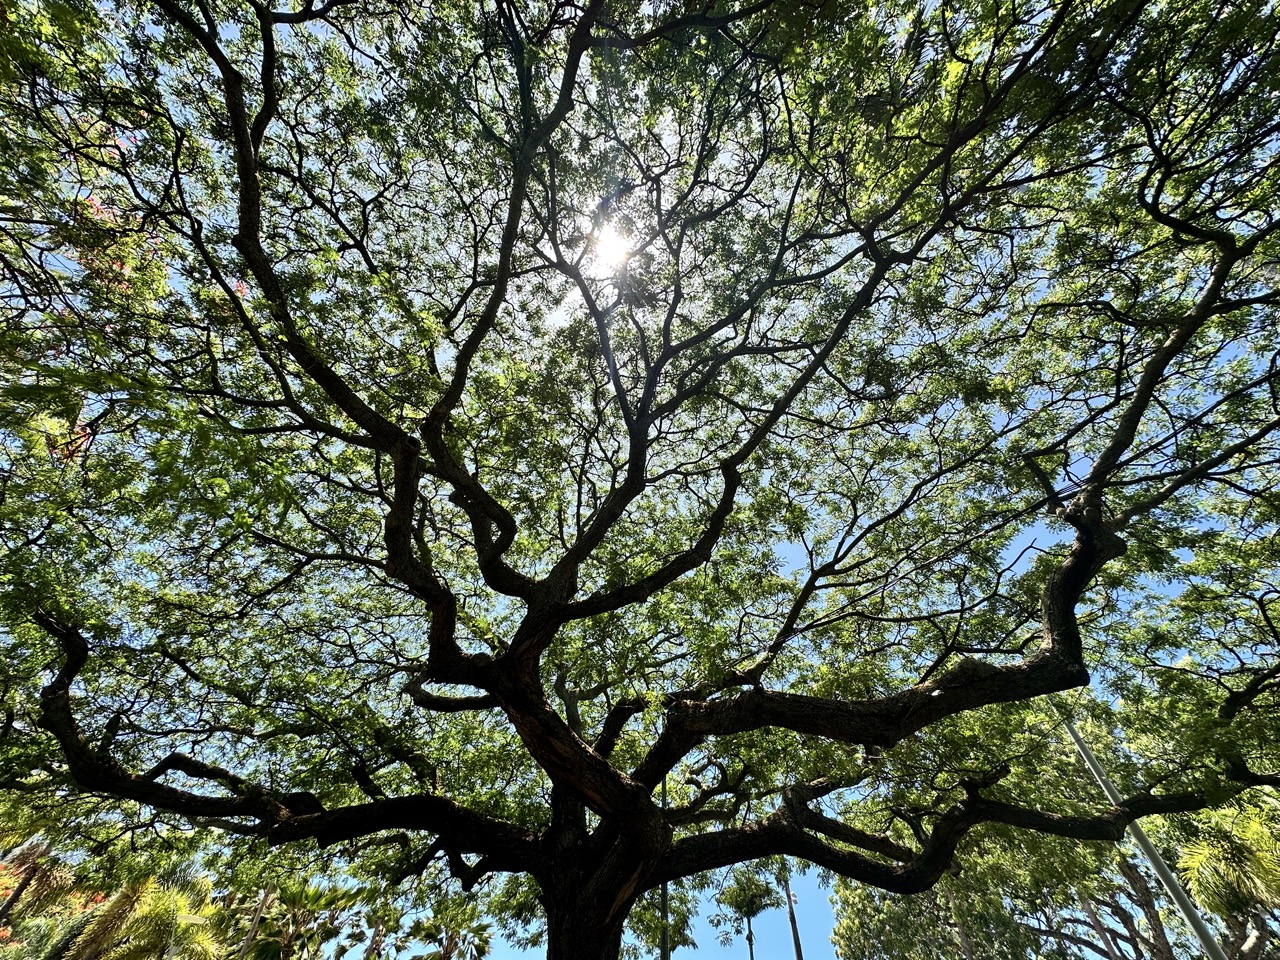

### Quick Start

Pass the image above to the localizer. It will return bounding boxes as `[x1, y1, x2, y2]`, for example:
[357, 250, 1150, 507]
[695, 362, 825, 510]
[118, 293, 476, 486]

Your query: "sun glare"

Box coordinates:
[592, 223, 630, 270]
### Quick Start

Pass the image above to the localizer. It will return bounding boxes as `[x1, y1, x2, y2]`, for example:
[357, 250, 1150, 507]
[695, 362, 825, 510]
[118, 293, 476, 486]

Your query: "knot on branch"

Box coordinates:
[960, 762, 1011, 798]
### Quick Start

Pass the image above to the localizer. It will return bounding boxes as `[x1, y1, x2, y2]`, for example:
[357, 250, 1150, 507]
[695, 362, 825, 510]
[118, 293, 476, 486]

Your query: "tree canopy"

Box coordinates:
[831, 713, 1280, 959]
[2, 0, 1279, 957]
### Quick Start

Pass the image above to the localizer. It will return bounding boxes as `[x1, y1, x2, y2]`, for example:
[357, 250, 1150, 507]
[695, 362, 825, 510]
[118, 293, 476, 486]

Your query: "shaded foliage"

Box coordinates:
[2, 0, 1279, 957]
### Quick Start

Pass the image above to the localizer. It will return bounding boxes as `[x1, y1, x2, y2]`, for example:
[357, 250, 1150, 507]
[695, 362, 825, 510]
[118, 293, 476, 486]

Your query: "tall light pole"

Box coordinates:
[1061, 714, 1229, 960]
[661, 775, 670, 960]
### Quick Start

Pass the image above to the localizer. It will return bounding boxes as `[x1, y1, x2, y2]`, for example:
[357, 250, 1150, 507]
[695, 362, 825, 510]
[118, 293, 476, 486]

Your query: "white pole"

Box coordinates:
[1062, 716, 1229, 960]
[661, 775, 670, 960]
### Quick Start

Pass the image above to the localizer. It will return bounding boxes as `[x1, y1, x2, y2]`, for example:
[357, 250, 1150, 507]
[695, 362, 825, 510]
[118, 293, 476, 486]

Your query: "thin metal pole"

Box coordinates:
[781, 864, 804, 960]
[661, 775, 670, 960]
[1062, 716, 1229, 960]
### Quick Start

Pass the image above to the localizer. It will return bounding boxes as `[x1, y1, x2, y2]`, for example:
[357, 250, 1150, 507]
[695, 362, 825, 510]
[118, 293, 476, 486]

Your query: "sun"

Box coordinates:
[592, 222, 630, 270]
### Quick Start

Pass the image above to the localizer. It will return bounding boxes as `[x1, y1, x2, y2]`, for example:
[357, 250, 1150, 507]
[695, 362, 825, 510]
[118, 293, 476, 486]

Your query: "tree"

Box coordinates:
[226, 881, 361, 960]
[831, 702, 1280, 959]
[2, 0, 1280, 957]
[0, 870, 224, 960]
[833, 800, 1280, 960]
[0, 822, 452, 960]
[0, 841, 60, 930]
[409, 897, 491, 960]
[831, 837, 1200, 960]
[710, 865, 784, 960]
[779, 861, 804, 960]
[1177, 799, 1280, 959]
[827, 713, 1195, 960]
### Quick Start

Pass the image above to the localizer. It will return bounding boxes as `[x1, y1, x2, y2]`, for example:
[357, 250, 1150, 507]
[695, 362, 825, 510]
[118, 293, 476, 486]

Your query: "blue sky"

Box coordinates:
[684, 870, 838, 960]
[485, 869, 838, 959]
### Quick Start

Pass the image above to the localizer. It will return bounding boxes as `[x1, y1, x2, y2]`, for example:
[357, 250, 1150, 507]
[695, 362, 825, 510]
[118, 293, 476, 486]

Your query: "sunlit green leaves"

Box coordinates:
[2, 0, 1279, 953]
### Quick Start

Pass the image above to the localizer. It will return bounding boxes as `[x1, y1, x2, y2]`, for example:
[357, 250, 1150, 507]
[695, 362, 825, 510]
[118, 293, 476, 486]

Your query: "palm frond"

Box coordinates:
[64, 880, 152, 960]
[35, 910, 95, 960]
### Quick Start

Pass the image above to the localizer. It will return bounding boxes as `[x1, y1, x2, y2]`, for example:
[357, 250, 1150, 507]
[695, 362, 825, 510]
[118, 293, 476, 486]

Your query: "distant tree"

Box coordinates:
[409, 897, 491, 960]
[228, 882, 361, 960]
[779, 862, 804, 960]
[832, 711, 1280, 960]
[1177, 800, 1280, 959]
[3, 0, 1280, 958]
[711, 865, 784, 960]
[1, 871, 223, 960]
[0, 842, 60, 930]
[832, 833, 1198, 960]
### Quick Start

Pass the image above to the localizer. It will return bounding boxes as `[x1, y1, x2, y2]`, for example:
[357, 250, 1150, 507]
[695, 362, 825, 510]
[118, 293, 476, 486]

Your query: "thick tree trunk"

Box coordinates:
[544, 904, 627, 960]
[536, 788, 669, 960]
[538, 856, 638, 960]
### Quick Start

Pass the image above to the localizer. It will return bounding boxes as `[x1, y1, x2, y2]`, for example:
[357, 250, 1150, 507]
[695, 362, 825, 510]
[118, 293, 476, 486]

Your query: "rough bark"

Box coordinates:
[544, 900, 629, 960]
[360, 918, 385, 960]
[1117, 857, 1176, 960]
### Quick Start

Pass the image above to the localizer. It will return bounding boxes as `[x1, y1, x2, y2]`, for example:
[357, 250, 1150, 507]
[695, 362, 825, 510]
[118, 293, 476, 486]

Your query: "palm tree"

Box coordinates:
[235, 881, 361, 960]
[409, 898, 491, 960]
[1, 871, 223, 960]
[227, 887, 274, 960]
[714, 869, 783, 960]
[1179, 800, 1280, 960]
[59, 873, 223, 960]
[1, 842, 57, 928]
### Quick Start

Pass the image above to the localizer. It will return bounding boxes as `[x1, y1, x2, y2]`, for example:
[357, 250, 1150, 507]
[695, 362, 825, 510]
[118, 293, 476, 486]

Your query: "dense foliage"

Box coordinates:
[0, 812, 491, 960]
[831, 717, 1280, 959]
[2, 0, 1279, 956]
